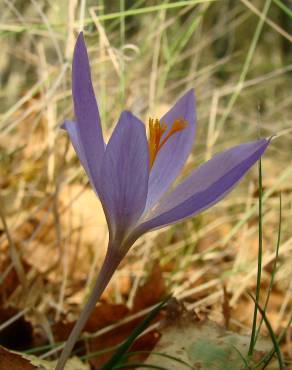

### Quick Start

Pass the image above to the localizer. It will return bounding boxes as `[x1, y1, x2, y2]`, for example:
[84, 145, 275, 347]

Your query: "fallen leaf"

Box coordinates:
[132, 263, 166, 312]
[53, 303, 129, 342]
[0, 347, 90, 370]
[0, 347, 36, 370]
[145, 299, 275, 370]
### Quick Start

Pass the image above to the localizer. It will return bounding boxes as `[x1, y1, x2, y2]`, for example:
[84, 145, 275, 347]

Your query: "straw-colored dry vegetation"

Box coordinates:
[0, 0, 291, 368]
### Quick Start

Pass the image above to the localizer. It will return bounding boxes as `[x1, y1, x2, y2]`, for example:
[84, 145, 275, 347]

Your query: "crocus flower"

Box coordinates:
[55, 33, 269, 370]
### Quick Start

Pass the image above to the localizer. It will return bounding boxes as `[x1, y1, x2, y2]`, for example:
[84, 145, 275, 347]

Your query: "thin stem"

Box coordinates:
[119, 0, 125, 106]
[248, 159, 263, 356]
[55, 245, 123, 370]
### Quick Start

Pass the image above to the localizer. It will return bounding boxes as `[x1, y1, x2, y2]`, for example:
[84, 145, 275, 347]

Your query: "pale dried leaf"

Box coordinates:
[26, 354, 90, 370]
[144, 311, 275, 369]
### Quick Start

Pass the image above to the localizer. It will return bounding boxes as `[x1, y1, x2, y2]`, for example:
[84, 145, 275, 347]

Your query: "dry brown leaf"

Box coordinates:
[0, 347, 36, 370]
[0, 347, 90, 370]
[52, 303, 129, 342]
[132, 263, 166, 312]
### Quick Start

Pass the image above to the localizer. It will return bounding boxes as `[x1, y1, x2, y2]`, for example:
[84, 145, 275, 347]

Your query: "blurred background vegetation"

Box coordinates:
[0, 0, 291, 366]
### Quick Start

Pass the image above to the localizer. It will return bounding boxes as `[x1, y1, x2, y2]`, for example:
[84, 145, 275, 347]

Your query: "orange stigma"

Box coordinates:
[148, 117, 188, 168]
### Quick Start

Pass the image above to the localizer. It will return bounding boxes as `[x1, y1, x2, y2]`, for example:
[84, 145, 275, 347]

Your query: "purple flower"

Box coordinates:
[56, 33, 269, 370]
[63, 33, 269, 256]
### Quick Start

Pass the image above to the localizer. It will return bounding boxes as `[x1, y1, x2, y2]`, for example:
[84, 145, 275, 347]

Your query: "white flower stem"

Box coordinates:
[55, 245, 123, 370]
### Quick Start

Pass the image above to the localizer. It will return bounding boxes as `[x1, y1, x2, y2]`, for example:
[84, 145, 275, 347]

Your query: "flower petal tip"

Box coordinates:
[259, 137, 270, 151]
[186, 88, 195, 98]
[182, 88, 196, 103]
[76, 31, 85, 47]
[121, 110, 133, 119]
[120, 110, 146, 131]
[73, 32, 89, 67]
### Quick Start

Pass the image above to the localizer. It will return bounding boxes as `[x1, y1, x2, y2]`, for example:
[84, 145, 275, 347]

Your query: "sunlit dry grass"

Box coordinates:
[0, 0, 291, 366]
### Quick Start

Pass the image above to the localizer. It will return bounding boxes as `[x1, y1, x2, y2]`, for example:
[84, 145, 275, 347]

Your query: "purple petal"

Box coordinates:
[62, 120, 100, 195]
[72, 32, 105, 181]
[137, 138, 269, 234]
[62, 120, 88, 172]
[98, 111, 149, 241]
[146, 89, 196, 209]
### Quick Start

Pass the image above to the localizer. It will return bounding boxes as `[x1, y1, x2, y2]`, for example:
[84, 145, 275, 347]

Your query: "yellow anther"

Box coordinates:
[148, 118, 167, 169]
[147, 117, 188, 169]
[158, 118, 188, 149]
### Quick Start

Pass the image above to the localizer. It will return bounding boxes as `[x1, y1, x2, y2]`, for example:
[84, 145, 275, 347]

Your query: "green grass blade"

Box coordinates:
[232, 345, 251, 369]
[100, 297, 169, 370]
[248, 294, 285, 370]
[24, 341, 63, 355]
[159, 7, 206, 92]
[221, 165, 292, 246]
[80, 344, 119, 361]
[255, 193, 282, 343]
[272, 0, 292, 17]
[255, 315, 292, 369]
[0, 0, 217, 34]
